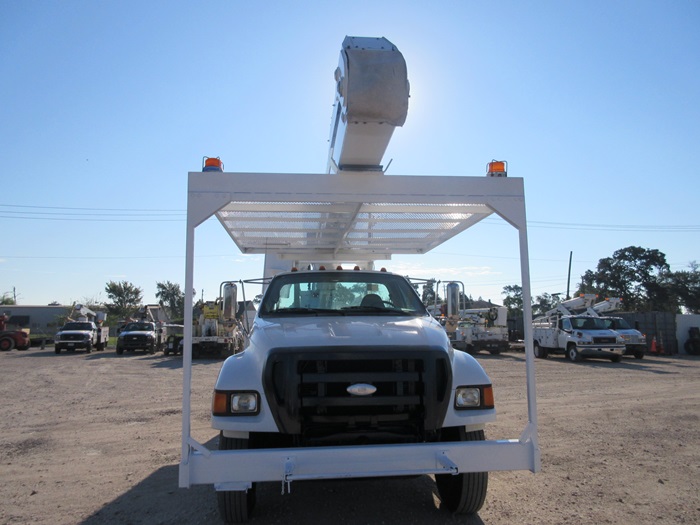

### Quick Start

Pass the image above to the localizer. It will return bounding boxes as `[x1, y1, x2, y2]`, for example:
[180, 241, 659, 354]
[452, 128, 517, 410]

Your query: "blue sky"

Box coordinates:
[1, 0, 698, 308]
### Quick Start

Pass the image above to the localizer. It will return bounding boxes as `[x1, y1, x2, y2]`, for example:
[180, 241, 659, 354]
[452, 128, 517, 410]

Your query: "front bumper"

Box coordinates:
[55, 340, 91, 350]
[578, 345, 625, 357]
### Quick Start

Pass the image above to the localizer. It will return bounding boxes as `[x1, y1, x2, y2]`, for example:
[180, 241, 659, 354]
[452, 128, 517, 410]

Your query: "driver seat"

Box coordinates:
[360, 293, 384, 308]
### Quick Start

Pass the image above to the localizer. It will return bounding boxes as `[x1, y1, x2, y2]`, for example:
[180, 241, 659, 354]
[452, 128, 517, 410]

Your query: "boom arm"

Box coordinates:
[326, 36, 409, 174]
[544, 294, 597, 317]
[590, 297, 622, 315]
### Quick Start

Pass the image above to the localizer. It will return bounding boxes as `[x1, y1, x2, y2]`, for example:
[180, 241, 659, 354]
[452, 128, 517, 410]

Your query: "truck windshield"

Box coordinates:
[123, 322, 153, 331]
[259, 271, 427, 317]
[61, 322, 93, 331]
[570, 317, 608, 330]
[602, 318, 632, 330]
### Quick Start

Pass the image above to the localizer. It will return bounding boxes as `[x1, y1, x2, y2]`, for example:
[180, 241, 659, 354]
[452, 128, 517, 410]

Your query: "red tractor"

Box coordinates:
[0, 313, 30, 351]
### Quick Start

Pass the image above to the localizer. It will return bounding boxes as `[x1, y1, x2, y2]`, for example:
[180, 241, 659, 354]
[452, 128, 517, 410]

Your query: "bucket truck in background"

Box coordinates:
[188, 282, 246, 358]
[586, 298, 646, 359]
[440, 281, 509, 355]
[54, 304, 109, 354]
[532, 294, 625, 362]
[456, 307, 509, 355]
[116, 304, 181, 355]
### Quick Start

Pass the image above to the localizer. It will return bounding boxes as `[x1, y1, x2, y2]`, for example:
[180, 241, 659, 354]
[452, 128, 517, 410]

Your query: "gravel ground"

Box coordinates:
[1, 347, 699, 524]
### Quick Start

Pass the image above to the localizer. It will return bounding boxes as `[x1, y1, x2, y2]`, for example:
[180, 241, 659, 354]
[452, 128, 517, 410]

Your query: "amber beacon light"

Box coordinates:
[202, 156, 224, 172]
[486, 160, 507, 177]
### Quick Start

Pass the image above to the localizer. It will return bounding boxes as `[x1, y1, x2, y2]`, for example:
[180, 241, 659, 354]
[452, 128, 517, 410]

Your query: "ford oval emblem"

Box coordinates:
[346, 383, 377, 396]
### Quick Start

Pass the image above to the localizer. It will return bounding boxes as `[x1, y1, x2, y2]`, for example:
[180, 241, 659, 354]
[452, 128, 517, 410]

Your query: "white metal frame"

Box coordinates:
[180, 170, 539, 488]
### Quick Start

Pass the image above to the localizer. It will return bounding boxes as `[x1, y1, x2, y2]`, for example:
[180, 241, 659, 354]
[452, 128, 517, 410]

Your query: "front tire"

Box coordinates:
[567, 345, 582, 362]
[116, 345, 124, 355]
[217, 433, 256, 523]
[435, 427, 488, 515]
[0, 337, 15, 351]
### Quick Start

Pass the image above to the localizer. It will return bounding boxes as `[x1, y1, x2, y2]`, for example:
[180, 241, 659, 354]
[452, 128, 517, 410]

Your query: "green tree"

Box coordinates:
[105, 280, 143, 320]
[577, 246, 675, 311]
[671, 261, 700, 313]
[501, 284, 523, 318]
[533, 292, 557, 317]
[1, 292, 16, 305]
[156, 281, 185, 321]
[421, 279, 438, 306]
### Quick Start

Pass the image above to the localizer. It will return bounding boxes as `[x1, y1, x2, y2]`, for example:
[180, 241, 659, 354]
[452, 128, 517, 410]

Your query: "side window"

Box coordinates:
[561, 318, 572, 331]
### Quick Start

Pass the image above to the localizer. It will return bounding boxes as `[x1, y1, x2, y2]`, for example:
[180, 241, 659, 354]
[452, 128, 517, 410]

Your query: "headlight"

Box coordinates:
[454, 385, 494, 410]
[212, 390, 260, 416]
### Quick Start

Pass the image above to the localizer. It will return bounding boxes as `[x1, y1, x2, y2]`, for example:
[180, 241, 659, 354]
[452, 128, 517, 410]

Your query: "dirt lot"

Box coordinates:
[1, 346, 699, 525]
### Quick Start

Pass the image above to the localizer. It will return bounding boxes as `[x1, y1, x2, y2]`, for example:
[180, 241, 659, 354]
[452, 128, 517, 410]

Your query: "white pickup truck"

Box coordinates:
[116, 321, 164, 355]
[54, 321, 109, 354]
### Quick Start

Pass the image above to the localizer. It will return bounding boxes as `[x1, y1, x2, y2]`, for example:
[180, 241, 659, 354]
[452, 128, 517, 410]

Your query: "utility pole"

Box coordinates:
[566, 251, 572, 300]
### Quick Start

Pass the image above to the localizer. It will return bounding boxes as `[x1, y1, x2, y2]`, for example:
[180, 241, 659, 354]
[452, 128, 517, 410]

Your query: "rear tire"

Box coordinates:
[533, 341, 548, 359]
[435, 427, 488, 515]
[217, 433, 256, 523]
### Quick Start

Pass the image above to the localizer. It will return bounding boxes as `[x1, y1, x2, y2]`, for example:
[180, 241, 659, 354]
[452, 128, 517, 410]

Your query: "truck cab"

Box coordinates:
[54, 321, 107, 353]
[116, 321, 160, 354]
[599, 316, 646, 359]
[212, 267, 495, 518]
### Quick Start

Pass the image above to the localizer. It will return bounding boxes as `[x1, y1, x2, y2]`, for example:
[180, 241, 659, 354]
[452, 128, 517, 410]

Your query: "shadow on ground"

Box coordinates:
[80, 438, 486, 525]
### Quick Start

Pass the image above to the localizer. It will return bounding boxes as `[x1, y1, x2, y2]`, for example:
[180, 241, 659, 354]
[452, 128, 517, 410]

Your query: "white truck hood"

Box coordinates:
[251, 315, 448, 349]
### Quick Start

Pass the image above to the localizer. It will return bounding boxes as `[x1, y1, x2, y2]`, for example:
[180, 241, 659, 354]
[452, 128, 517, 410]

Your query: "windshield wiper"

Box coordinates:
[341, 306, 412, 315]
[268, 307, 345, 316]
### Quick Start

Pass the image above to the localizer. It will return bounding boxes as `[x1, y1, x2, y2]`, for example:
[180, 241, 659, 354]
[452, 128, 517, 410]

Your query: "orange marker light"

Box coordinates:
[482, 385, 495, 409]
[212, 391, 228, 415]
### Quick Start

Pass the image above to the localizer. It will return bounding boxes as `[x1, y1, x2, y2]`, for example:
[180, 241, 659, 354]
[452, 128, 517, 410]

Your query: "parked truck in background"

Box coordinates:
[187, 282, 246, 358]
[436, 281, 509, 355]
[54, 305, 109, 354]
[532, 294, 625, 362]
[586, 298, 646, 359]
[0, 313, 30, 351]
[455, 307, 509, 355]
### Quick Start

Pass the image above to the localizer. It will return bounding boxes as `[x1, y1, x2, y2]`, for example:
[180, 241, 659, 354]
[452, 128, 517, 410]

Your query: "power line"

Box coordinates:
[2, 203, 699, 232]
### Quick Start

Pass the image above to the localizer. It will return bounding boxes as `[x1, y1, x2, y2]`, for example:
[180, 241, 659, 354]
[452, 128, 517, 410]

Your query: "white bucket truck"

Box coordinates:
[587, 298, 646, 359]
[532, 294, 626, 362]
[179, 36, 540, 523]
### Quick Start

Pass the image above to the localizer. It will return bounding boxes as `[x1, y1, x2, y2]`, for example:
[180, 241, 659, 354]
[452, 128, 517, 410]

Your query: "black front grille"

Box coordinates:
[59, 334, 85, 342]
[593, 337, 617, 345]
[263, 346, 451, 445]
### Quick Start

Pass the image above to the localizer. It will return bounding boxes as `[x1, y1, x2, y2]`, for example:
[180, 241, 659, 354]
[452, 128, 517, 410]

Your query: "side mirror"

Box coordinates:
[221, 282, 238, 321]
